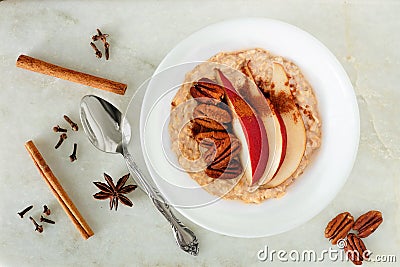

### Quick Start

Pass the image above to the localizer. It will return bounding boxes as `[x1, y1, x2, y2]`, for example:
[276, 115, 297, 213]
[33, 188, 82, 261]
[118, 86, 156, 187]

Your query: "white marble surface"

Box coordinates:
[0, 1, 399, 266]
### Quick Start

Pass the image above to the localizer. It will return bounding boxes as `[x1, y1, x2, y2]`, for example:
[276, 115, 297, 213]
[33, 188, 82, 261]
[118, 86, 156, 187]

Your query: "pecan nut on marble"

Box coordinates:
[344, 233, 369, 265]
[190, 78, 225, 104]
[353, 210, 383, 238]
[325, 212, 354, 245]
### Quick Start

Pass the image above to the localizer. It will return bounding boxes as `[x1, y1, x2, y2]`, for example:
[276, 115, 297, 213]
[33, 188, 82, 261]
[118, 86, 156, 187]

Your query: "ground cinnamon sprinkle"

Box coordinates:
[230, 94, 254, 117]
[303, 108, 315, 120]
[292, 112, 299, 123]
[240, 61, 295, 116]
[268, 91, 296, 114]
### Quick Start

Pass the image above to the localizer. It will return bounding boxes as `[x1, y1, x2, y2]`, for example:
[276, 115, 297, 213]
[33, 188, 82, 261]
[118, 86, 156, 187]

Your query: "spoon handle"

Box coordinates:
[124, 152, 199, 256]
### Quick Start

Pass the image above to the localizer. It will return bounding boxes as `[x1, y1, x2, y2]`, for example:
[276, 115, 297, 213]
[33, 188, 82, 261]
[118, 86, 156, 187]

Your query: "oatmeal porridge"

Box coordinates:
[168, 48, 321, 203]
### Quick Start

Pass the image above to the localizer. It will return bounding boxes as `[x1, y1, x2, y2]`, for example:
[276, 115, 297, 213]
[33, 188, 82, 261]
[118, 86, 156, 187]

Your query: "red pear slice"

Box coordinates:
[265, 63, 306, 188]
[216, 69, 269, 186]
[240, 62, 285, 186]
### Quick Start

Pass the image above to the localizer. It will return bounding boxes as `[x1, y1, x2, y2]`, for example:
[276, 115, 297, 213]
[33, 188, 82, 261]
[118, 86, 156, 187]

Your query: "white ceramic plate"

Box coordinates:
[139, 18, 359, 237]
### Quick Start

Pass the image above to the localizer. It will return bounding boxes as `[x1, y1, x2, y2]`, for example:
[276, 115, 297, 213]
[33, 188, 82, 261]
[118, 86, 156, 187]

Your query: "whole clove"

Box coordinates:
[63, 115, 78, 131]
[92, 28, 109, 42]
[53, 125, 67, 133]
[91, 28, 110, 60]
[104, 42, 110, 60]
[55, 133, 67, 149]
[17, 205, 33, 218]
[29, 216, 43, 233]
[90, 42, 102, 58]
[69, 143, 78, 162]
[40, 215, 55, 224]
[43, 205, 51, 216]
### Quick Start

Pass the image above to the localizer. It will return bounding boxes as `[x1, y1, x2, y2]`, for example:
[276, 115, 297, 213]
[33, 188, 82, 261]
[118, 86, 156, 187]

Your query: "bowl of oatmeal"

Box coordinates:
[135, 18, 359, 237]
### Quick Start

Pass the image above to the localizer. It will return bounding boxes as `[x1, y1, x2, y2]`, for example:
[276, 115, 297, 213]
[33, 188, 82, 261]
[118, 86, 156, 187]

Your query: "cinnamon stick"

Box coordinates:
[16, 55, 127, 95]
[25, 140, 94, 239]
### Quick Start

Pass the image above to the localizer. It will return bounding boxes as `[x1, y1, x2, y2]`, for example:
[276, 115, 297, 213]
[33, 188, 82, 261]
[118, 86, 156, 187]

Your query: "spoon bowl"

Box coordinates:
[80, 95, 130, 154]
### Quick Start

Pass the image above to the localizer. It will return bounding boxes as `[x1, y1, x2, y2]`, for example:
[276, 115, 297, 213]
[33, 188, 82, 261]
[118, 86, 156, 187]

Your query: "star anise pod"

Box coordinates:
[93, 173, 137, 211]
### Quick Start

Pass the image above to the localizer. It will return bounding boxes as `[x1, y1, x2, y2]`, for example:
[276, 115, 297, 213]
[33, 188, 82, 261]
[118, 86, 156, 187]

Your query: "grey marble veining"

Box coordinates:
[0, 1, 399, 266]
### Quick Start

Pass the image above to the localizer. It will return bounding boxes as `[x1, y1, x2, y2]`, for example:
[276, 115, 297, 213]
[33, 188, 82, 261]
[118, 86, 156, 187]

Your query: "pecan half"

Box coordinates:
[190, 78, 225, 104]
[195, 131, 229, 143]
[198, 137, 217, 149]
[325, 212, 354, 245]
[193, 118, 226, 131]
[201, 135, 241, 165]
[209, 148, 240, 169]
[212, 135, 241, 165]
[205, 159, 242, 179]
[193, 104, 232, 124]
[345, 233, 369, 265]
[202, 136, 231, 164]
[191, 121, 209, 136]
[353, 210, 383, 238]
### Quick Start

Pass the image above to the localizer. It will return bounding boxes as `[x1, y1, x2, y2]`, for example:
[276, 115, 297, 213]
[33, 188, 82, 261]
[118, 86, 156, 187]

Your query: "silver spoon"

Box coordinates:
[80, 95, 199, 256]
